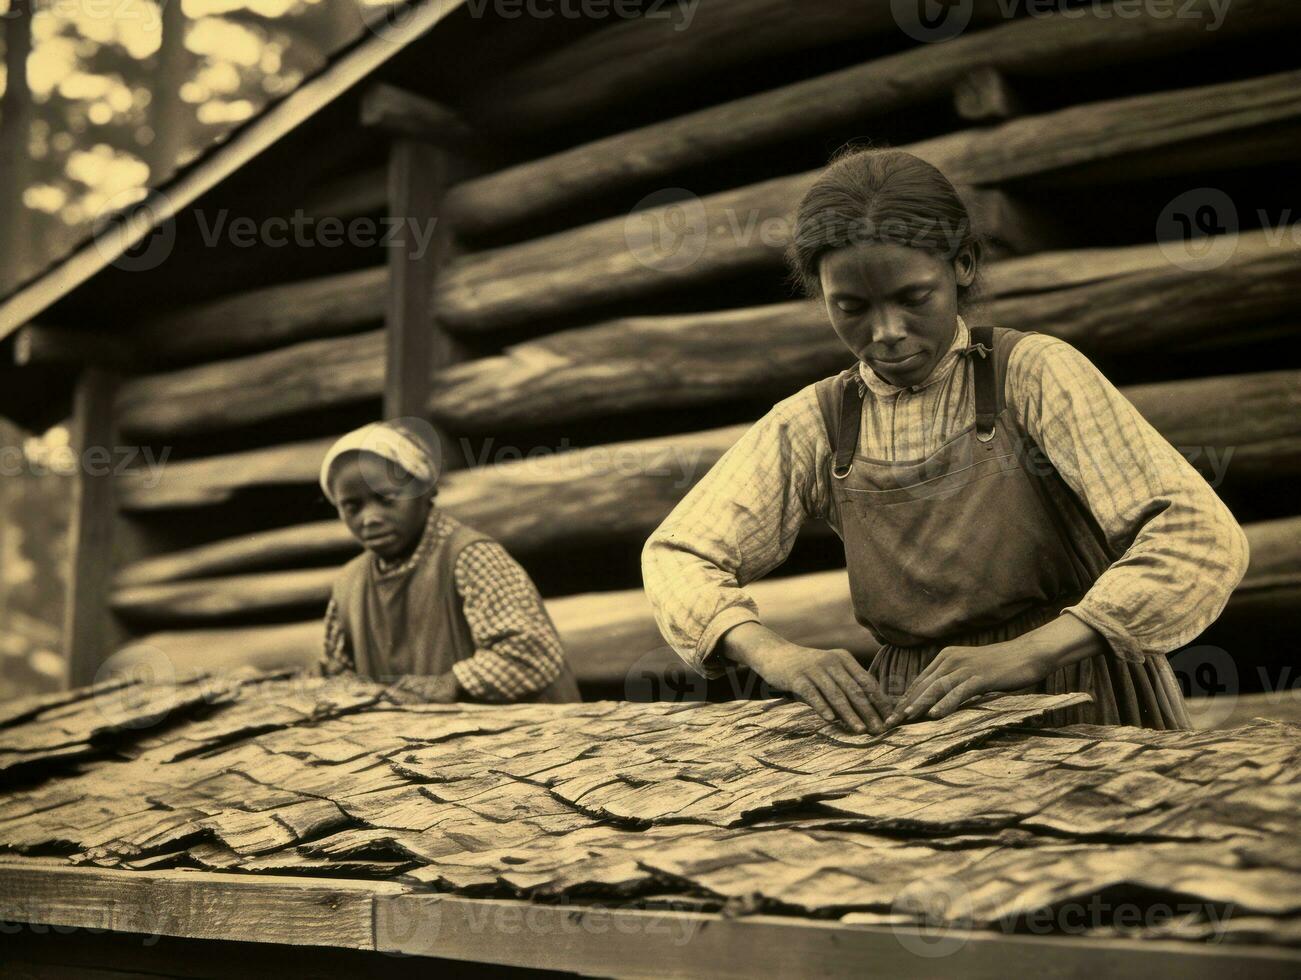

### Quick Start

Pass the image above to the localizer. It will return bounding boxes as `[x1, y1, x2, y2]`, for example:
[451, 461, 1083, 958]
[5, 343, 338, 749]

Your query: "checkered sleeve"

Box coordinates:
[449, 541, 565, 702]
[1008, 334, 1251, 663]
[318, 597, 355, 677]
[641, 385, 833, 678]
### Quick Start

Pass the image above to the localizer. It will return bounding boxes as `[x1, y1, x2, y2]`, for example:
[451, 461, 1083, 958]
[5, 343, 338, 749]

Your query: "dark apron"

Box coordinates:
[333, 515, 580, 704]
[814, 326, 1190, 729]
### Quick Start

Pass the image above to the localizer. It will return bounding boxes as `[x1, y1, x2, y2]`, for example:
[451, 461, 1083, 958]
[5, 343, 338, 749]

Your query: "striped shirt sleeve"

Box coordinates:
[1007, 335, 1251, 663]
[449, 541, 566, 701]
[641, 386, 833, 678]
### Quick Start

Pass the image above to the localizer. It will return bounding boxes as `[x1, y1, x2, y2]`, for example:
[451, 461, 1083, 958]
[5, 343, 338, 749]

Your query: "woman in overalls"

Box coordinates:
[641, 148, 1250, 733]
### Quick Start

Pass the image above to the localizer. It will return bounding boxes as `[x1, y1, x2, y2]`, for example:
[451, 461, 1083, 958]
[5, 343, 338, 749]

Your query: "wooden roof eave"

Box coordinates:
[0, 0, 467, 343]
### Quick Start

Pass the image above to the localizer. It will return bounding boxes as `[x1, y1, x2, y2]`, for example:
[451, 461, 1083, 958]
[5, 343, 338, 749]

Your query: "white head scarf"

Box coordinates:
[319, 420, 439, 505]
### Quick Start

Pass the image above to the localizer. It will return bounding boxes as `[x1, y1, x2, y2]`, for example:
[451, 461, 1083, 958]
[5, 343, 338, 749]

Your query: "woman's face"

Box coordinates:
[819, 240, 976, 388]
[331, 454, 433, 562]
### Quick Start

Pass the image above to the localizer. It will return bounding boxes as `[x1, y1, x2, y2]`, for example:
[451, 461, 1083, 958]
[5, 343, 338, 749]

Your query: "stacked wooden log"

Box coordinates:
[75, 0, 1301, 691]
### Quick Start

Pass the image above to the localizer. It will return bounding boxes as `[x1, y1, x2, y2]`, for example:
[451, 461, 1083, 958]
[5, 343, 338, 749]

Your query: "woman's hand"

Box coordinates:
[387, 672, 460, 705]
[721, 623, 893, 734]
[883, 614, 1111, 725]
[883, 637, 1055, 726]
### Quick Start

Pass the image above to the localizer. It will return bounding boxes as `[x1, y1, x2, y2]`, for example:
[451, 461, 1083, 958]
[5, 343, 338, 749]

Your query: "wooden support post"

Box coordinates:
[373, 85, 480, 473]
[361, 83, 477, 151]
[62, 367, 122, 688]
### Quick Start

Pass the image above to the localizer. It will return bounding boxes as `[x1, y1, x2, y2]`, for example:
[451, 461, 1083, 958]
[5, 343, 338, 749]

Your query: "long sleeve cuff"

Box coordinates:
[450, 660, 490, 700]
[1060, 602, 1146, 665]
[693, 605, 761, 679]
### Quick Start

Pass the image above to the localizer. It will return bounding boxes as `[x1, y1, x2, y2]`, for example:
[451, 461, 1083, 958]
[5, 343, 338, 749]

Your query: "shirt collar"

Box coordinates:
[856, 315, 971, 397]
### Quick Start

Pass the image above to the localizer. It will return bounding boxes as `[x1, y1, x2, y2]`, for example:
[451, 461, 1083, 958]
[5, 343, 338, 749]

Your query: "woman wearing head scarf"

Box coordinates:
[317, 418, 580, 703]
[642, 147, 1249, 733]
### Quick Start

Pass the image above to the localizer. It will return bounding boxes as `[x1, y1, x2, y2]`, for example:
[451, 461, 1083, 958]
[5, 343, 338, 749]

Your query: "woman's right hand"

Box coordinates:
[721, 623, 893, 734]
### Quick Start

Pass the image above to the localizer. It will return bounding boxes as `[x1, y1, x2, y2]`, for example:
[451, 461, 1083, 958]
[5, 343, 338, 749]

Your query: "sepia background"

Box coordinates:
[0, 0, 1297, 710]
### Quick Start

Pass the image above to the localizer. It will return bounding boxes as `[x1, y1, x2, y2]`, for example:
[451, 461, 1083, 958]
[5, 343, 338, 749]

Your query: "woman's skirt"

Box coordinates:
[868, 604, 1192, 730]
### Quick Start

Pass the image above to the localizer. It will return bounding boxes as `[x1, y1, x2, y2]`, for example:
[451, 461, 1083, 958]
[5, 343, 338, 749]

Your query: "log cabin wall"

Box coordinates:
[51, 0, 1301, 698]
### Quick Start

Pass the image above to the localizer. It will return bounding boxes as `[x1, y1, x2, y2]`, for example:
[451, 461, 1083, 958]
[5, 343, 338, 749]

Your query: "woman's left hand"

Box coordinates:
[883, 638, 1055, 727]
[387, 672, 460, 705]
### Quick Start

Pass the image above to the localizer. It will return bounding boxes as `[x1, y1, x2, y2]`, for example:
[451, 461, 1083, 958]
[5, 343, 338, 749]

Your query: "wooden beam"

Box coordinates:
[447, 0, 1301, 237]
[122, 266, 386, 367]
[109, 502, 1300, 637]
[361, 83, 477, 151]
[117, 365, 1301, 515]
[117, 436, 335, 510]
[116, 422, 741, 522]
[63, 368, 122, 688]
[114, 522, 357, 588]
[111, 516, 1300, 694]
[12, 322, 138, 370]
[112, 567, 338, 625]
[954, 67, 1023, 123]
[436, 68, 1301, 333]
[115, 230, 1300, 441]
[466, 0, 1005, 134]
[110, 566, 869, 680]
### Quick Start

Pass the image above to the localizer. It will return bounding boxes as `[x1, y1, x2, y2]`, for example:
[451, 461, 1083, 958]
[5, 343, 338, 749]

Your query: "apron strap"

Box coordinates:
[969, 324, 997, 443]
[832, 375, 863, 479]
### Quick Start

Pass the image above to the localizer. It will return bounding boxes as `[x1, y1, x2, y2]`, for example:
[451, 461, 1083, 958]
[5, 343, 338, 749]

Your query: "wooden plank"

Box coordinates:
[0, 1, 467, 340]
[448, 0, 1301, 236]
[0, 863, 398, 950]
[113, 230, 1301, 441]
[437, 68, 1301, 333]
[376, 894, 1301, 979]
[63, 368, 121, 688]
[361, 83, 477, 150]
[3, 863, 1294, 978]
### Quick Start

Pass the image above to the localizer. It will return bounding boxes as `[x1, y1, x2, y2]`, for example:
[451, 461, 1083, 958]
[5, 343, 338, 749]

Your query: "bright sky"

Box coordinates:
[3, 0, 393, 269]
